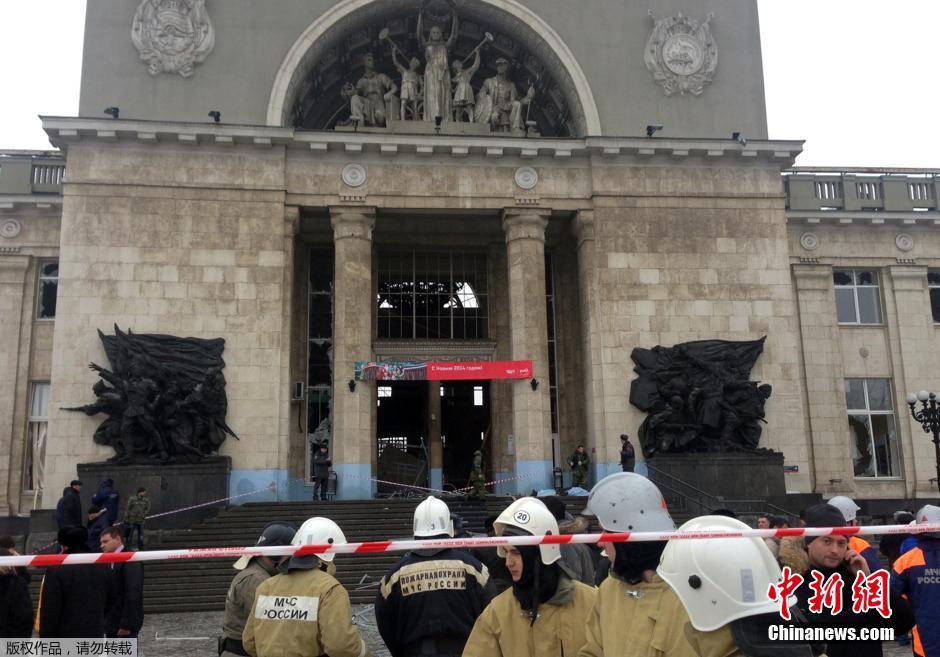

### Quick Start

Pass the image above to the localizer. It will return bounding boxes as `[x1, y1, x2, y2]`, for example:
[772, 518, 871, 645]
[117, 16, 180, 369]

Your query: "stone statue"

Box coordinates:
[390, 47, 423, 121]
[629, 337, 771, 457]
[355, 52, 398, 127]
[417, 5, 458, 122]
[339, 82, 368, 126]
[63, 325, 238, 464]
[475, 58, 535, 132]
[451, 50, 481, 122]
[131, 0, 215, 78]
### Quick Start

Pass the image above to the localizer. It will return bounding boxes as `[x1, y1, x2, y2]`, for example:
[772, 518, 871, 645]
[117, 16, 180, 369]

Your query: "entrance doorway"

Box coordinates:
[376, 382, 429, 495]
[441, 381, 491, 489]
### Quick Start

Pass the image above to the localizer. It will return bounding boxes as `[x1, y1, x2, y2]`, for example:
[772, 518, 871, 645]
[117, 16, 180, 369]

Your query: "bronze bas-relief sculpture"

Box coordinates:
[64, 325, 238, 464]
[629, 337, 772, 458]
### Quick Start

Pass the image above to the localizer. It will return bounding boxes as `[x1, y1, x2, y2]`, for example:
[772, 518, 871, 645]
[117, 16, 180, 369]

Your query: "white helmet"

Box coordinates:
[658, 515, 789, 631]
[289, 517, 347, 568]
[494, 497, 561, 565]
[413, 496, 454, 538]
[916, 504, 940, 524]
[585, 473, 675, 532]
[827, 496, 860, 522]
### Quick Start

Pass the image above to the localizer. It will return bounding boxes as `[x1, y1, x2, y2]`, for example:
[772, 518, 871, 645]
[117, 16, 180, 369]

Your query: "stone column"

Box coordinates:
[792, 264, 854, 493]
[428, 381, 443, 490]
[330, 207, 376, 499]
[503, 209, 553, 492]
[0, 257, 29, 515]
[571, 210, 613, 483]
[888, 266, 937, 495]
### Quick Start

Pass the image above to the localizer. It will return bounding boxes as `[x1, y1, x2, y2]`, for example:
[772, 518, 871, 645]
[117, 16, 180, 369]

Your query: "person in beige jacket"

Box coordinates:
[243, 517, 369, 657]
[578, 473, 737, 657]
[463, 497, 596, 657]
[220, 522, 295, 657]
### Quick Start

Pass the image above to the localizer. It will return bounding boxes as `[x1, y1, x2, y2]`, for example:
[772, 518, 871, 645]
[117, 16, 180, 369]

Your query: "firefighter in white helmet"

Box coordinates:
[658, 515, 821, 657]
[242, 517, 369, 657]
[374, 495, 492, 657]
[578, 473, 735, 657]
[827, 495, 883, 572]
[463, 496, 596, 657]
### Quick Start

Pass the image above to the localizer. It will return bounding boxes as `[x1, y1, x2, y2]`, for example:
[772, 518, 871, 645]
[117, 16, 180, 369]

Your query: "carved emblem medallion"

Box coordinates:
[341, 164, 367, 188]
[0, 219, 22, 240]
[645, 12, 718, 96]
[514, 167, 539, 190]
[131, 0, 215, 78]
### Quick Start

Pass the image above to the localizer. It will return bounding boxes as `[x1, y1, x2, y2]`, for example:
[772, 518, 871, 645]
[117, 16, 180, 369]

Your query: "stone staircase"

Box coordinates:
[27, 496, 589, 614]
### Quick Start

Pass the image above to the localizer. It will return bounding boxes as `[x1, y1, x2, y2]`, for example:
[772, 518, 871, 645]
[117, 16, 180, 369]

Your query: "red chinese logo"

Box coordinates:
[851, 569, 892, 618]
[807, 570, 844, 614]
[767, 566, 804, 621]
[769, 568, 894, 619]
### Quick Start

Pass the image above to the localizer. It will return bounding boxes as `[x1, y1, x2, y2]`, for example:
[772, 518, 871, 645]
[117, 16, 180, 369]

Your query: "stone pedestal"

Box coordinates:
[649, 451, 786, 502]
[77, 456, 231, 529]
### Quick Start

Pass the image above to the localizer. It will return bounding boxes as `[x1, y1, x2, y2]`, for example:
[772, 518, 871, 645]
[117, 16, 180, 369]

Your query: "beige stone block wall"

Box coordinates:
[44, 145, 292, 505]
[0, 209, 60, 514]
[788, 224, 940, 498]
[590, 164, 810, 490]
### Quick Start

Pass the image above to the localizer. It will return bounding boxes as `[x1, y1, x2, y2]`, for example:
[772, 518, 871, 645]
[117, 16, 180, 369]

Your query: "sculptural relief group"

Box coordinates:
[338, 4, 536, 133]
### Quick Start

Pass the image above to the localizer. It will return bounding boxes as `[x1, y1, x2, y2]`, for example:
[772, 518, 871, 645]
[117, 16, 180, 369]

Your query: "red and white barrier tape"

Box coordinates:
[456, 473, 532, 492]
[7, 522, 939, 568]
[28, 483, 279, 555]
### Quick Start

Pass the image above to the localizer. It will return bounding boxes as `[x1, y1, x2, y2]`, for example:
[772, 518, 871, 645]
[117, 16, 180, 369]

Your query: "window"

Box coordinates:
[24, 382, 50, 491]
[929, 270, 940, 324]
[833, 269, 882, 324]
[37, 260, 58, 320]
[307, 247, 334, 482]
[377, 250, 488, 340]
[845, 379, 900, 478]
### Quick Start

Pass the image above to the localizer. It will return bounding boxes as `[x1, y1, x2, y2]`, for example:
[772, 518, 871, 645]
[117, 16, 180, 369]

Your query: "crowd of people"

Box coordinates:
[3, 469, 938, 657]
[220, 474, 936, 657]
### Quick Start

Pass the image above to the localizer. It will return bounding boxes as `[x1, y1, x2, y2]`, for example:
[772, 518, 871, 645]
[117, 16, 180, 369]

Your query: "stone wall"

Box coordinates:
[44, 144, 294, 505]
[789, 223, 940, 498]
[0, 208, 60, 515]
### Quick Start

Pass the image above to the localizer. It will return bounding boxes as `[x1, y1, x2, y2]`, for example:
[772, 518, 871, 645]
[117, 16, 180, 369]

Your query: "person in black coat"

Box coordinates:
[0, 548, 33, 638]
[312, 443, 331, 501]
[92, 478, 120, 526]
[86, 506, 110, 552]
[99, 527, 144, 638]
[794, 503, 914, 657]
[38, 526, 114, 638]
[619, 434, 635, 472]
[55, 480, 83, 529]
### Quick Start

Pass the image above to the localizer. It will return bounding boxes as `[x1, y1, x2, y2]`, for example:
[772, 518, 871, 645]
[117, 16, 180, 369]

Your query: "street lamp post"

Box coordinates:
[906, 390, 940, 495]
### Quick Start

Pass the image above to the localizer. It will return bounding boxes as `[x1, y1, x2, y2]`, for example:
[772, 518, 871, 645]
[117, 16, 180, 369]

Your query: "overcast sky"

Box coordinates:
[1, 0, 937, 168]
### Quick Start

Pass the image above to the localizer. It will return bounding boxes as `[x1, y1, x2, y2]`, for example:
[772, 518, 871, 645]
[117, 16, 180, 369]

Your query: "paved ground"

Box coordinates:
[138, 609, 913, 657]
[138, 607, 390, 657]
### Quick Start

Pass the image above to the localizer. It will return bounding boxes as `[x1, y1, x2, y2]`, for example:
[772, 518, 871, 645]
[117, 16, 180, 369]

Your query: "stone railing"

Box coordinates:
[785, 169, 939, 213]
[0, 151, 65, 196]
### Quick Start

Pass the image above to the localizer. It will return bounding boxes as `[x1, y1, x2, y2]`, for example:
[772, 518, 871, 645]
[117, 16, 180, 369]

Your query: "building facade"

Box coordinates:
[0, 0, 937, 513]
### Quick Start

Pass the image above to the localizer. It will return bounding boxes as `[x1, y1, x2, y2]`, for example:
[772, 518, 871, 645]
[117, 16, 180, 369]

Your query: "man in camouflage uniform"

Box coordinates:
[469, 450, 486, 499]
[569, 445, 590, 488]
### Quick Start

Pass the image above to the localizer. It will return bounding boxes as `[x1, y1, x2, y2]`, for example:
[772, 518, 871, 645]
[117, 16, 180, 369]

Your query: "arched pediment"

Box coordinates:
[267, 0, 601, 137]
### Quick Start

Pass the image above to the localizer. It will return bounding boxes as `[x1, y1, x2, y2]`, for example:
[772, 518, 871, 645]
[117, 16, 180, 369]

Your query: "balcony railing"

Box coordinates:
[0, 151, 65, 196]
[786, 169, 939, 213]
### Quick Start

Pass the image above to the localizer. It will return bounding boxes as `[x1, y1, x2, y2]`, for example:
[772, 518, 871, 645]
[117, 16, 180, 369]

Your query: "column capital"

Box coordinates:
[330, 206, 376, 241]
[571, 209, 595, 247]
[502, 208, 550, 244]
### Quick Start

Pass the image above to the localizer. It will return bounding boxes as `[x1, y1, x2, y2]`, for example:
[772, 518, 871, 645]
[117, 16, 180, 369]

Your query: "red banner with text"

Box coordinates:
[355, 360, 533, 381]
